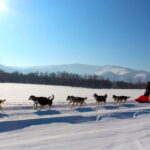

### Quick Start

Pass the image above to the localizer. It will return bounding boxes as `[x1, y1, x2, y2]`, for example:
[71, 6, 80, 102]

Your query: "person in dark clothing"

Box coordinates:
[135, 81, 150, 103]
[144, 81, 150, 96]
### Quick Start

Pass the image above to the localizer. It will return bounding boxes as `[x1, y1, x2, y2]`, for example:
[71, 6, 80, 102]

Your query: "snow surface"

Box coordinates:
[95, 65, 130, 75]
[0, 83, 150, 150]
[134, 73, 147, 79]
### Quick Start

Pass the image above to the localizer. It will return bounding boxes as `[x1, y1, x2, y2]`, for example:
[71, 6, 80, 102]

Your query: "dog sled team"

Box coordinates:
[29, 93, 131, 110]
[0, 81, 150, 111]
[0, 93, 131, 111]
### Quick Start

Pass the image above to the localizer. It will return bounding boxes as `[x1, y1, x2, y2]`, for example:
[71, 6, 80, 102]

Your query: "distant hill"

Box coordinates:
[0, 64, 150, 83]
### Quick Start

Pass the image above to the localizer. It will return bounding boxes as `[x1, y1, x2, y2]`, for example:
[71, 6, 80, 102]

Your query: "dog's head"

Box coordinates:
[0, 99, 6, 104]
[112, 95, 119, 100]
[93, 93, 97, 98]
[67, 95, 72, 101]
[112, 95, 116, 99]
[29, 95, 35, 100]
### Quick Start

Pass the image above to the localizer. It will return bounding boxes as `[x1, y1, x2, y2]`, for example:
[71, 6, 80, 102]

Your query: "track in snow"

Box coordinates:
[0, 101, 150, 133]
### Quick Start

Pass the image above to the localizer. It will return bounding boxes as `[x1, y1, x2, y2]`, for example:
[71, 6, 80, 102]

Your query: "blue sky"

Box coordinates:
[0, 0, 150, 71]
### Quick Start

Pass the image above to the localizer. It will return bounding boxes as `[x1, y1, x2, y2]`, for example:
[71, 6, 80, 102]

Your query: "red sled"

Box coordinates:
[135, 95, 149, 103]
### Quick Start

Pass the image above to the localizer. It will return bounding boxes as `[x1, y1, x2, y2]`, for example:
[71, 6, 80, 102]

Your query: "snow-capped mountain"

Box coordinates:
[94, 65, 150, 82]
[0, 64, 150, 83]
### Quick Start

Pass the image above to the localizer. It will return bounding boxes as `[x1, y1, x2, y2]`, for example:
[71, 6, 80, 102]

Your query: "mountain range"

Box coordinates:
[0, 64, 150, 83]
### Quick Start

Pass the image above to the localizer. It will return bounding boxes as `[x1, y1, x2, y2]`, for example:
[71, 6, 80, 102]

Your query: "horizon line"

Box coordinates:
[0, 63, 149, 73]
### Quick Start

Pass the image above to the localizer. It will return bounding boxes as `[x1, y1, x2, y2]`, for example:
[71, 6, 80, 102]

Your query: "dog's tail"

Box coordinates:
[49, 95, 54, 101]
[127, 96, 130, 99]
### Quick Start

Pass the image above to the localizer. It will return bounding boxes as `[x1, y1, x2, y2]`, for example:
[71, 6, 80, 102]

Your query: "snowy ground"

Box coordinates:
[0, 83, 150, 150]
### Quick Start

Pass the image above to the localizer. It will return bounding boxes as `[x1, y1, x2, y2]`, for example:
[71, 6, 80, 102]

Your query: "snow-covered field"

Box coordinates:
[0, 83, 150, 150]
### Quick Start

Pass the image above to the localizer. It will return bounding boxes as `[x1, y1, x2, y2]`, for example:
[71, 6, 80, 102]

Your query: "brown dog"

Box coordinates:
[112, 95, 130, 104]
[67, 96, 87, 107]
[0, 99, 6, 110]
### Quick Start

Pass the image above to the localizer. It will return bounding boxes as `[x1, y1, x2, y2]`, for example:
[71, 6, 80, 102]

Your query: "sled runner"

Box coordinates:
[135, 95, 149, 103]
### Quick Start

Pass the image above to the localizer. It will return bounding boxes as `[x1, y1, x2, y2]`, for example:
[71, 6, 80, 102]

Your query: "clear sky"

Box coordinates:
[0, 0, 150, 71]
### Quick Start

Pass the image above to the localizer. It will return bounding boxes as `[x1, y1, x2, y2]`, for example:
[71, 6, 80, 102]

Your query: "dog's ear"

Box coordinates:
[93, 93, 97, 96]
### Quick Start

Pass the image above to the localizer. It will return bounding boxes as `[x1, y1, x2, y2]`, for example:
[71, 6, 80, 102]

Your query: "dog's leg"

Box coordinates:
[36, 103, 38, 109]
[102, 101, 105, 106]
[49, 104, 52, 110]
[0, 105, 4, 112]
[39, 105, 43, 111]
[76, 101, 79, 107]
[33, 103, 35, 109]
[79, 103, 82, 108]
[123, 99, 126, 105]
[68, 101, 71, 106]
[35, 103, 38, 110]
[116, 100, 119, 104]
[79, 101, 83, 108]
[103, 101, 106, 106]
[34, 103, 36, 109]
[83, 101, 86, 106]
[123, 99, 125, 104]
[96, 101, 98, 105]
[120, 100, 123, 105]
[100, 101, 102, 105]
[71, 102, 75, 108]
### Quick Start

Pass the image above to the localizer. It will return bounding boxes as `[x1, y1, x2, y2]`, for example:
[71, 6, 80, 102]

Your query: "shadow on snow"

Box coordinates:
[0, 108, 150, 133]
[97, 108, 150, 121]
[0, 115, 96, 133]
[75, 107, 95, 112]
[35, 110, 61, 116]
[0, 113, 9, 118]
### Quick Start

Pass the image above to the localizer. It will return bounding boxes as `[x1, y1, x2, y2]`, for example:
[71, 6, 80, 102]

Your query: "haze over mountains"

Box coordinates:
[0, 64, 150, 83]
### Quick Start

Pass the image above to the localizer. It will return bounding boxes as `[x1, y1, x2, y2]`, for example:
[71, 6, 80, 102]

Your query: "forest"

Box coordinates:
[0, 70, 146, 89]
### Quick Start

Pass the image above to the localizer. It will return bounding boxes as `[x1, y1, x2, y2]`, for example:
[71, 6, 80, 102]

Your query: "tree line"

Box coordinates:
[0, 70, 146, 89]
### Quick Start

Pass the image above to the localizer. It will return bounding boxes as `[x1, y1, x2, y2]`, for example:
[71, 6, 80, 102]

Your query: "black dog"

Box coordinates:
[29, 95, 54, 110]
[93, 93, 107, 105]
